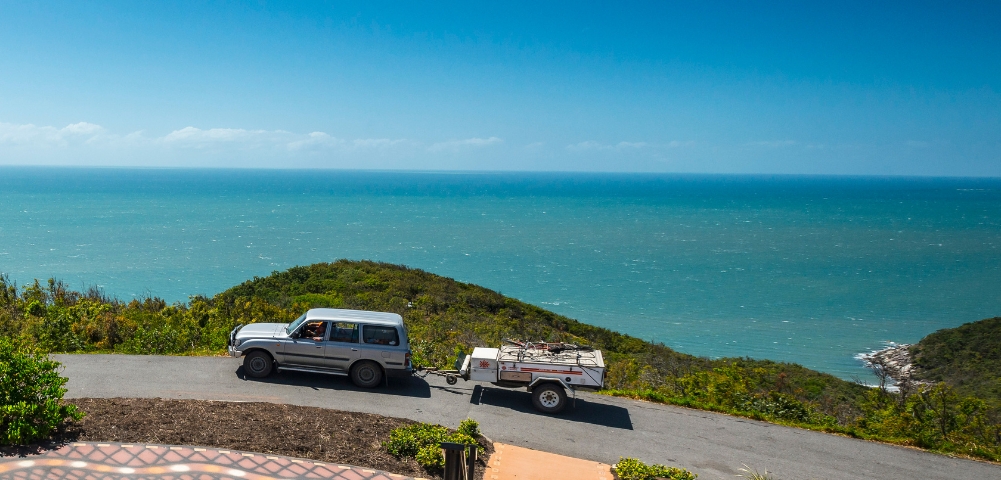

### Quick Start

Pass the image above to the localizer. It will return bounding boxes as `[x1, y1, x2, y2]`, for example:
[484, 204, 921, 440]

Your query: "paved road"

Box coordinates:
[56, 355, 999, 480]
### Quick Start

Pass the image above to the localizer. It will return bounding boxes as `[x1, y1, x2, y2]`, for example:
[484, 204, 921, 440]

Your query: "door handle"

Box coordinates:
[351, 348, 358, 351]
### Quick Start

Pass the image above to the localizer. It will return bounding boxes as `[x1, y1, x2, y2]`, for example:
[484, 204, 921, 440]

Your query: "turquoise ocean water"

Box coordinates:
[1, 167, 999, 380]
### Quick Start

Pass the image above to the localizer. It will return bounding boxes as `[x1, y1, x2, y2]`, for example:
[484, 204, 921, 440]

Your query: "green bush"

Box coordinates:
[0, 336, 84, 445]
[614, 457, 697, 480]
[383, 421, 482, 470]
[458, 418, 480, 437]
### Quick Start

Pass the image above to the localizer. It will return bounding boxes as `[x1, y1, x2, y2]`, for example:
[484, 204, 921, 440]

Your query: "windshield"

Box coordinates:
[285, 313, 307, 334]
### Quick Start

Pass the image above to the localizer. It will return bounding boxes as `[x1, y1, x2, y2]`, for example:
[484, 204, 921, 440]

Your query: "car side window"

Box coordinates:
[299, 321, 327, 341]
[328, 322, 358, 343]
[363, 325, 399, 346]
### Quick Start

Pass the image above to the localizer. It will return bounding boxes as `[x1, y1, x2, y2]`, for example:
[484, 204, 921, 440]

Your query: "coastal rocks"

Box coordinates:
[858, 343, 929, 390]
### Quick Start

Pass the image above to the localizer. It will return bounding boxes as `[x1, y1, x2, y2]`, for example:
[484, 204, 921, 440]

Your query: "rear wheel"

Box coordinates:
[350, 361, 383, 388]
[243, 351, 273, 378]
[531, 383, 567, 414]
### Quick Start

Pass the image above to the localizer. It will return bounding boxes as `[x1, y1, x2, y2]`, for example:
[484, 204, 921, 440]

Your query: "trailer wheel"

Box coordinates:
[531, 383, 567, 414]
[243, 351, 273, 378]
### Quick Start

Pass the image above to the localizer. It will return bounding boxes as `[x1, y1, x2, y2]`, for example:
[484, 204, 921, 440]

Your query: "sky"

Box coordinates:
[0, 1, 998, 175]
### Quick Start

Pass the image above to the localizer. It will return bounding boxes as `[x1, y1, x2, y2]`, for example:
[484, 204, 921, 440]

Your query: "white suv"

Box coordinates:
[227, 308, 412, 387]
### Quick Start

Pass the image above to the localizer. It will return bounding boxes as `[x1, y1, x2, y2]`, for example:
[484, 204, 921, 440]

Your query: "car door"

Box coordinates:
[323, 322, 361, 372]
[283, 320, 328, 368]
[357, 324, 405, 368]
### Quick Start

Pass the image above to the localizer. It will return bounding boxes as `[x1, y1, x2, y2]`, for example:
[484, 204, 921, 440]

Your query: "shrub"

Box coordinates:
[0, 336, 84, 445]
[613, 457, 697, 480]
[383, 421, 482, 470]
[458, 418, 480, 437]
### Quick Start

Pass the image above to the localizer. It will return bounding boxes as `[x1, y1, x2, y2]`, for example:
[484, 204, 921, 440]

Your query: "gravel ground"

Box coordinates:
[6, 398, 493, 480]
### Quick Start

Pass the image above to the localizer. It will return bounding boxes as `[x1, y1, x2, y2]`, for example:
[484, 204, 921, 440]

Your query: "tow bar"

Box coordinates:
[413, 365, 463, 385]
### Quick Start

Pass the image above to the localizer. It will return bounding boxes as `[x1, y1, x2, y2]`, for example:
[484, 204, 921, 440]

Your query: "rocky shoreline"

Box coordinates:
[858, 343, 928, 389]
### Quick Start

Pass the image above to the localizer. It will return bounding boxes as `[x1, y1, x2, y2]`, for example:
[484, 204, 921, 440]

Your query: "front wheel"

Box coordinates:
[350, 361, 384, 388]
[243, 351, 273, 378]
[531, 383, 567, 414]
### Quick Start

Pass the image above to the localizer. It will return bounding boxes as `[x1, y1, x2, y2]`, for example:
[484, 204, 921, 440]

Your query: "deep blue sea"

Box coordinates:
[2, 167, 999, 380]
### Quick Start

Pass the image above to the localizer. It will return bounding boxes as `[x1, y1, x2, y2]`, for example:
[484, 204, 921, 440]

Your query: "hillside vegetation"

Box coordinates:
[1, 260, 999, 461]
[911, 317, 1001, 404]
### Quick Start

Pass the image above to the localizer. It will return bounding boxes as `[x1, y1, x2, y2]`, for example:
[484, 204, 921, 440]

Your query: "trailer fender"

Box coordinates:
[527, 377, 573, 393]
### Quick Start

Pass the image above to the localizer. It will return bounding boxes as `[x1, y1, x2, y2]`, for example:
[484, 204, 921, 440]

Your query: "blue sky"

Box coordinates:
[1, 1, 998, 175]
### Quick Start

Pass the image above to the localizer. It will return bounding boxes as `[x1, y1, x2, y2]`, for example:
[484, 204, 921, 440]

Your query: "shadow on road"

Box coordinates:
[471, 385, 633, 430]
[235, 366, 432, 398]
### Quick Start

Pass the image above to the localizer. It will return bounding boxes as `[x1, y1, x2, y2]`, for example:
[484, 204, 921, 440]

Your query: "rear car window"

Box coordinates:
[329, 322, 358, 343]
[363, 325, 400, 346]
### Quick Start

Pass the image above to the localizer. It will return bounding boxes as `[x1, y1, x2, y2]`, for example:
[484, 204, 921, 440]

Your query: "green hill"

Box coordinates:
[2, 259, 1000, 461]
[911, 317, 1001, 404]
[216, 260, 864, 405]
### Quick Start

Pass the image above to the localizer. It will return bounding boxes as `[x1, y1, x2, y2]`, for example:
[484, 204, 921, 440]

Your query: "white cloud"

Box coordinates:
[0, 121, 515, 169]
[0, 122, 420, 154]
[61, 122, 104, 136]
[566, 140, 606, 151]
[566, 140, 692, 152]
[428, 136, 503, 152]
[352, 138, 409, 148]
[745, 140, 796, 148]
[0, 122, 106, 146]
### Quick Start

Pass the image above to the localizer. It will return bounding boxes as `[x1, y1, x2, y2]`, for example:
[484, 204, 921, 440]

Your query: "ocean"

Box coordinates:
[1, 167, 999, 380]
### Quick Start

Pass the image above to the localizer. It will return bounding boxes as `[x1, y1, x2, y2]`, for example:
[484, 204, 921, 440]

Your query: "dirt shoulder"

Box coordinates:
[9, 398, 493, 480]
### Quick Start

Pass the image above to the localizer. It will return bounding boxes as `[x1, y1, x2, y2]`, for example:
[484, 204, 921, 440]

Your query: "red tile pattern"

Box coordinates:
[0, 443, 419, 480]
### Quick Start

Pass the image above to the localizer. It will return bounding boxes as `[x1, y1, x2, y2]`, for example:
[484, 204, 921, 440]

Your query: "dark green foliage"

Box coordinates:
[910, 317, 1001, 404]
[0, 335, 84, 445]
[382, 420, 481, 470]
[614, 457, 697, 480]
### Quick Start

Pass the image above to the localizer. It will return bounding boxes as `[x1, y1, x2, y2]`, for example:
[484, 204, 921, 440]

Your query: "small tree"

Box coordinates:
[0, 336, 84, 445]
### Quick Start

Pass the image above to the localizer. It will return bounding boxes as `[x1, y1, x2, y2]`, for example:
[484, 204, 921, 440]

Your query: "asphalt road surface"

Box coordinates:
[55, 355, 999, 480]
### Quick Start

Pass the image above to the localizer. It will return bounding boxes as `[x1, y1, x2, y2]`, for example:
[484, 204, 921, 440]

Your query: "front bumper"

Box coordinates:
[227, 346, 242, 358]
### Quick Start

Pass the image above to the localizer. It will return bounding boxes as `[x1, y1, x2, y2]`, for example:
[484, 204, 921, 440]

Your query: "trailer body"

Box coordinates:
[455, 343, 605, 413]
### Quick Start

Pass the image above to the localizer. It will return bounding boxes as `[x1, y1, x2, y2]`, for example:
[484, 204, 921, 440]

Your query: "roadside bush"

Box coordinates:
[0, 336, 84, 445]
[613, 457, 697, 480]
[458, 418, 480, 437]
[383, 421, 482, 470]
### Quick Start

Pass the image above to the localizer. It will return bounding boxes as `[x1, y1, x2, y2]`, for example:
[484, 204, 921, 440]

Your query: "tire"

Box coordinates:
[243, 350, 273, 378]
[350, 361, 383, 388]
[531, 383, 567, 414]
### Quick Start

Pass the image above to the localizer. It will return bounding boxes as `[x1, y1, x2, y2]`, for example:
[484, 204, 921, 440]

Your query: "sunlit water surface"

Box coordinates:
[2, 168, 999, 380]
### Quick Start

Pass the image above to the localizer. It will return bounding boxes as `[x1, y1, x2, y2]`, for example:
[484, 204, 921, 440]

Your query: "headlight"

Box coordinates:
[233, 339, 243, 347]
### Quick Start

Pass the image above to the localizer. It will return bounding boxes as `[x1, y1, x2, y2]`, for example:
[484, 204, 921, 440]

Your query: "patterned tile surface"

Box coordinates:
[0, 443, 419, 480]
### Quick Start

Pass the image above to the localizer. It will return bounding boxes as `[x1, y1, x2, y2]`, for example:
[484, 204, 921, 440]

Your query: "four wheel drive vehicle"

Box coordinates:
[227, 308, 412, 388]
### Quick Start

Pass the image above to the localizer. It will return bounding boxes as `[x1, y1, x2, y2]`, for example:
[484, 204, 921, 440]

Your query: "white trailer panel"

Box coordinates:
[469, 347, 500, 382]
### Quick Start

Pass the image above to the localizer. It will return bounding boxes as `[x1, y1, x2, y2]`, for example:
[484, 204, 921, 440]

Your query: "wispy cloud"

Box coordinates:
[0, 122, 416, 153]
[744, 140, 796, 148]
[0, 122, 107, 146]
[428, 136, 502, 152]
[566, 140, 692, 152]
